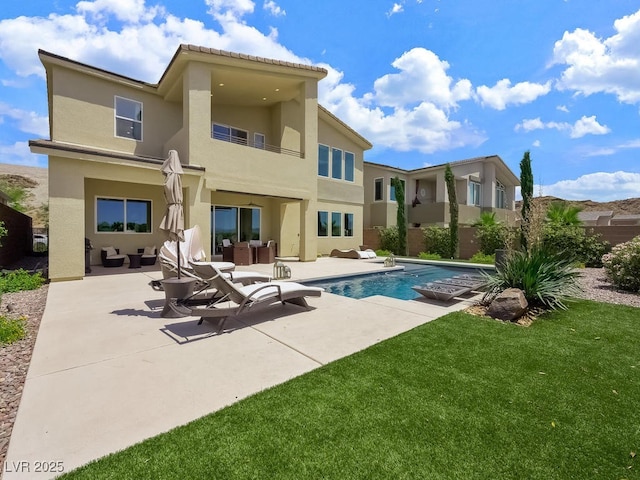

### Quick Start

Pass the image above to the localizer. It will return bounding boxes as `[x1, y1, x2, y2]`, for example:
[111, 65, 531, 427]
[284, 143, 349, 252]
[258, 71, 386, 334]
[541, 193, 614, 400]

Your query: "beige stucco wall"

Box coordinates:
[316, 202, 364, 255]
[50, 66, 182, 157]
[47, 154, 204, 281]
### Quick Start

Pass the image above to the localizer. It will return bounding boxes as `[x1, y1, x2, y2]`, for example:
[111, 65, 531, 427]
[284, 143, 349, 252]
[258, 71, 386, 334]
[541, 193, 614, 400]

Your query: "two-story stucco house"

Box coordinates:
[30, 45, 371, 281]
[363, 156, 519, 228]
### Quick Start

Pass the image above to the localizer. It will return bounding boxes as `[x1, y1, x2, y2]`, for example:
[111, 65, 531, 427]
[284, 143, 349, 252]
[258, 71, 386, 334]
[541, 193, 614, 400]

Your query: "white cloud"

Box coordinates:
[515, 115, 610, 138]
[0, 1, 485, 157]
[76, 0, 163, 24]
[570, 115, 610, 138]
[532, 140, 541, 147]
[476, 79, 551, 110]
[552, 9, 640, 104]
[556, 105, 569, 112]
[263, 1, 285, 17]
[583, 138, 640, 157]
[387, 3, 404, 17]
[0, 102, 48, 136]
[0, 141, 46, 167]
[368, 48, 473, 109]
[539, 171, 640, 201]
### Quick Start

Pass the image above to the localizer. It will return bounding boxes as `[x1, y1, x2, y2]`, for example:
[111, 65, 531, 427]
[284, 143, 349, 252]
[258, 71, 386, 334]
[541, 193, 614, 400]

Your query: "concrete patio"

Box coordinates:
[4, 257, 479, 479]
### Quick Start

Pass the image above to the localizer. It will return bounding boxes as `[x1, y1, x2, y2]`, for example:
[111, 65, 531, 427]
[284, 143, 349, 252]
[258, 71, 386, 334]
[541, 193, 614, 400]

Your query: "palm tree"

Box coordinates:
[546, 202, 582, 226]
[473, 211, 498, 227]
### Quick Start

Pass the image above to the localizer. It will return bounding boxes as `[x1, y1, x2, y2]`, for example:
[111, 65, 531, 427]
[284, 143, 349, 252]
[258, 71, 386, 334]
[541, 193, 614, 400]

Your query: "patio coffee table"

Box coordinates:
[127, 253, 142, 269]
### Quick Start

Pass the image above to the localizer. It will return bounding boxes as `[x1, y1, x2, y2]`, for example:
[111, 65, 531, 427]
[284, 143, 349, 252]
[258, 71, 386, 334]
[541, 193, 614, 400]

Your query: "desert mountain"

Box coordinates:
[515, 196, 640, 216]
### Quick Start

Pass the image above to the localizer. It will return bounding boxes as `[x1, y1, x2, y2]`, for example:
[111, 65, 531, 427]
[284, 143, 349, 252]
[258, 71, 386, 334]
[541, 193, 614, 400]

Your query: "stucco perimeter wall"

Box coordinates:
[0, 203, 32, 268]
[588, 225, 640, 246]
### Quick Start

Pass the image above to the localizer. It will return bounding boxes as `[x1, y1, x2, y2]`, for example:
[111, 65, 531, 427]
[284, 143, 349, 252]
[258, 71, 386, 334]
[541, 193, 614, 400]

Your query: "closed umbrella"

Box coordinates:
[159, 150, 185, 278]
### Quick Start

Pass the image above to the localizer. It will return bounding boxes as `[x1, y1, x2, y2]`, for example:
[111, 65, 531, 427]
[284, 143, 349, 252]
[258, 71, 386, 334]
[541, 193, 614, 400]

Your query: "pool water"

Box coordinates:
[304, 263, 487, 300]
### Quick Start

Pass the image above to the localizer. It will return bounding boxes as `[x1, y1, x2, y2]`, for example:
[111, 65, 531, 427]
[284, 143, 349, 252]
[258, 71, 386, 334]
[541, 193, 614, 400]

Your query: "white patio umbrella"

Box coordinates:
[159, 150, 185, 278]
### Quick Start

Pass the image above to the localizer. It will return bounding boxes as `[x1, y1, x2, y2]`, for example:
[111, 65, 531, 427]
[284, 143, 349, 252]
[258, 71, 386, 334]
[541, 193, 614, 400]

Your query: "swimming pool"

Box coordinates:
[304, 263, 488, 300]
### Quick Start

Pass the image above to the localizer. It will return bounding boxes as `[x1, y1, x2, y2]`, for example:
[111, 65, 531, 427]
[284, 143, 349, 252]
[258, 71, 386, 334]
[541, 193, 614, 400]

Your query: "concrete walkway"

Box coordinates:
[4, 258, 478, 479]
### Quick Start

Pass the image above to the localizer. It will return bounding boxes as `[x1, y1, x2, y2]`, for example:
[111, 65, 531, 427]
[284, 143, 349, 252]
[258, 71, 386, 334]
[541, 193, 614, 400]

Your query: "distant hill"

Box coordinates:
[0, 163, 48, 228]
[1, 163, 639, 227]
[516, 196, 640, 216]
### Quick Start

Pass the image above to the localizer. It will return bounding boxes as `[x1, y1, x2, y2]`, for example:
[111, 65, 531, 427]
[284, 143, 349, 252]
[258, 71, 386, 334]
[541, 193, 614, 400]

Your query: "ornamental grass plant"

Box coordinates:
[482, 246, 580, 311]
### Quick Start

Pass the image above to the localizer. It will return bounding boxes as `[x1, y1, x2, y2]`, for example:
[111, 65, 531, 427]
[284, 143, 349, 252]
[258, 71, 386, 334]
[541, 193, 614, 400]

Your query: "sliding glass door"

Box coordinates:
[212, 206, 261, 253]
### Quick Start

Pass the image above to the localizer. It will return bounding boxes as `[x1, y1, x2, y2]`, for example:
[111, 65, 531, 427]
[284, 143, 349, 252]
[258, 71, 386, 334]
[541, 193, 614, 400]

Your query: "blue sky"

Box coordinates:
[0, 0, 639, 201]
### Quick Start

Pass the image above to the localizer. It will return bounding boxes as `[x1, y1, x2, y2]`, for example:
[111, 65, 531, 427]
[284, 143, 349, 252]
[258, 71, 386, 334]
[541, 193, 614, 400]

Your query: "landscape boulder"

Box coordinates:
[487, 288, 528, 321]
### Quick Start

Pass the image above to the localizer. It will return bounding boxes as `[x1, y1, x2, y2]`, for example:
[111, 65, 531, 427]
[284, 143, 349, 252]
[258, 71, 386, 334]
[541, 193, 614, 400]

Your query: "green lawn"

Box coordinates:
[61, 300, 639, 479]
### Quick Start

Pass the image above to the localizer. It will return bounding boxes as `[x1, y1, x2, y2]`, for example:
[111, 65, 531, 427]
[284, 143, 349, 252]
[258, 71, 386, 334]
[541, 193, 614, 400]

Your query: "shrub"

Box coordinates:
[0, 269, 45, 293]
[0, 221, 6, 247]
[469, 252, 495, 264]
[475, 223, 511, 255]
[482, 246, 580, 311]
[375, 249, 393, 257]
[418, 252, 441, 260]
[602, 236, 640, 292]
[378, 227, 399, 254]
[0, 315, 26, 345]
[542, 225, 610, 267]
[423, 226, 451, 258]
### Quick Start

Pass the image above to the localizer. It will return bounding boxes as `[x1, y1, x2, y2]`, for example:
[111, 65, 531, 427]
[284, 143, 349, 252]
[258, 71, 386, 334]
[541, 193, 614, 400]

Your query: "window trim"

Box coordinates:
[344, 213, 354, 237]
[331, 147, 343, 180]
[318, 143, 330, 177]
[114, 96, 143, 141]
[95, 196, 152, 234]
[344, 151, 355, 182]
[390, 179, 406, 203]
[331, 211, 342, 237]
[495, 180, 506, 209]
[374, 177, 384, 202]
[469, 180, 481, 207]
[317, 211, 329, 237]
[212, 122, 248, 145]
[254, 132, 265, 149]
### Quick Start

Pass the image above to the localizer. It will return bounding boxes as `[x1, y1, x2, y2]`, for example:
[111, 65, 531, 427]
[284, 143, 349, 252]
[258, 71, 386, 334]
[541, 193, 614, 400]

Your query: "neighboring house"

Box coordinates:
[610, 214, 640, 226]
[30, 45, 371, 281]
[363, 156, 519, 228]
[578, 211, 614, 226]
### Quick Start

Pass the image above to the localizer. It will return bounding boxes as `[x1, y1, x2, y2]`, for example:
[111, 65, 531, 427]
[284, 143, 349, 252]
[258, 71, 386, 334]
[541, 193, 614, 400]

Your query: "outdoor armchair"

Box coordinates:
[100, 246, 126, 267]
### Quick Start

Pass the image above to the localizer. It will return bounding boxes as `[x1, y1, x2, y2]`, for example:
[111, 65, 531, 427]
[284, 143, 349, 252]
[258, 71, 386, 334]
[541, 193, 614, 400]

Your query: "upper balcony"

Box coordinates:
[212, 130, 303, 158]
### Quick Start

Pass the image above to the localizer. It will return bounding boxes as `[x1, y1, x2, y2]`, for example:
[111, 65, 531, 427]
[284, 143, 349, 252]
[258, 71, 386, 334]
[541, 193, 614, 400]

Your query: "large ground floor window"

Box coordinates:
[212, 205, 261, 252]
[96, 197, 151, 233]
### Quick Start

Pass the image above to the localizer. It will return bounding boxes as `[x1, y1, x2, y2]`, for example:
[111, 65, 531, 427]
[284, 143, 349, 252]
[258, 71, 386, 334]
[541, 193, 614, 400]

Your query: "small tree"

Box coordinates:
[519, 151, 533, 250]
[444, 164, 458, 258]
[391, 176, 407, 255]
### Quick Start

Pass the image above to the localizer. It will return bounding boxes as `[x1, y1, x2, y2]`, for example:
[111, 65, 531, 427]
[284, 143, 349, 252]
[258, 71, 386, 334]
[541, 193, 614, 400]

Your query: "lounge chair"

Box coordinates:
[175, 265, 323, 332]
[330, 248, 377, 259]
[159, 225, 235, 280]
[411, 282, 472, 302]
[190, 261, 271, 286]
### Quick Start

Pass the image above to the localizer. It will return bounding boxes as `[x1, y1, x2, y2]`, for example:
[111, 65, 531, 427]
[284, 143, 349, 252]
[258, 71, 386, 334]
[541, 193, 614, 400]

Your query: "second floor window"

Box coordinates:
[496, 181, 506, 209]
[254, 133, 265, 149]
[469, 181, 481, 206]
[318, 144, 355, 182]
[115, 97, 142, 141]
[212, 123, 248, 145]
[374, 178, 383, 201]
[390, 179, 405, 202]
